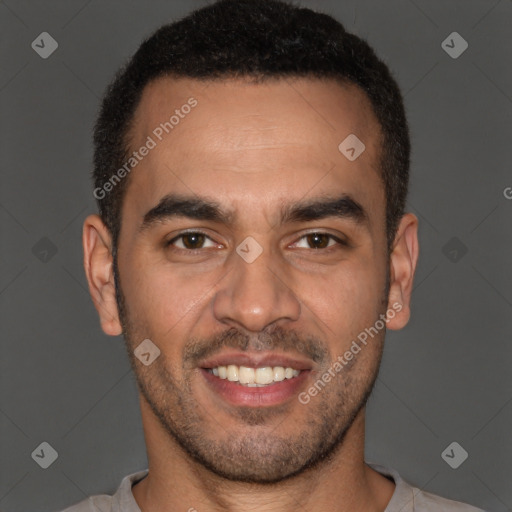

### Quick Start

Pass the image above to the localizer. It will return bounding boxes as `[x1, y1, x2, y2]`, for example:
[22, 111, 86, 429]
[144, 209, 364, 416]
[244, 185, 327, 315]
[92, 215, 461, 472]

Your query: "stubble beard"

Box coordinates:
[113, 258, 388, 483]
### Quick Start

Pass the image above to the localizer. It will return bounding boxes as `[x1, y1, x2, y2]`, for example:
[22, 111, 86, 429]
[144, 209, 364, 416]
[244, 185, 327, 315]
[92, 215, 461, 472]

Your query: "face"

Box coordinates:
[85, 76, 417, 483]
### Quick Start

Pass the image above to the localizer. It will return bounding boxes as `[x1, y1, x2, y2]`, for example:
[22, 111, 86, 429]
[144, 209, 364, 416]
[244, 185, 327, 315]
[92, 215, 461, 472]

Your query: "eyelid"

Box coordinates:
[165, 229, 221, 249]
[288, 230, 349, 249]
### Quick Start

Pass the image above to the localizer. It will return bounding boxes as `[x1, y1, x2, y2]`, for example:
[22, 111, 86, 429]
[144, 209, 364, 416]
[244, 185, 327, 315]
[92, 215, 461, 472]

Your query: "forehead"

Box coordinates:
[123, 76, 384, 229]
[131, 75, 380, 153]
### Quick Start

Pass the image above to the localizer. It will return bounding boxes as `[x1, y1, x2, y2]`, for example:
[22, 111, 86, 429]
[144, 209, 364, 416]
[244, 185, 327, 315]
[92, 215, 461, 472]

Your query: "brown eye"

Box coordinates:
[292, 232, 344, 250]
[181, 233, 206, 249]
[167, 232, 217, 250]
[306, 233, 331, 249]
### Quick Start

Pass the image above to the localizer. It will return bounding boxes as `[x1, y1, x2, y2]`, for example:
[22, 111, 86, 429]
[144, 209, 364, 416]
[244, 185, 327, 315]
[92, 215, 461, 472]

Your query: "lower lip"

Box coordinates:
[201, 368, 310, 407]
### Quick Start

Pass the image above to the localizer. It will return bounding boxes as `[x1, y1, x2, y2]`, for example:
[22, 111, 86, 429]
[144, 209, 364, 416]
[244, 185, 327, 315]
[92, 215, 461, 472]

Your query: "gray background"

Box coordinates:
[0, 0, 511, 511]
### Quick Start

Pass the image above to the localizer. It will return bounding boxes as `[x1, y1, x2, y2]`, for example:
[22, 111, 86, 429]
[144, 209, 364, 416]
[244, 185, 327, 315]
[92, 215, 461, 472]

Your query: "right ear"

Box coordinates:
[82, 214, 123, 336]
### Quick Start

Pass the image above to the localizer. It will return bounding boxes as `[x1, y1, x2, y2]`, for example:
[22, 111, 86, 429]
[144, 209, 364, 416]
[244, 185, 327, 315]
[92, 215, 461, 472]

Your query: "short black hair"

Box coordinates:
[93, 0, 410, 255]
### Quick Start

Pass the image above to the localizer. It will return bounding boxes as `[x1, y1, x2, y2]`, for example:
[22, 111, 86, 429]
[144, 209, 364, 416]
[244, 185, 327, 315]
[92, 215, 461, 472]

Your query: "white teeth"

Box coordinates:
[239, 366, 255, 384]
[208, 365, 301, 386]
[255, 367, 274, 385]
[273, 366, 285, 382]
[227, 364, 238, 381]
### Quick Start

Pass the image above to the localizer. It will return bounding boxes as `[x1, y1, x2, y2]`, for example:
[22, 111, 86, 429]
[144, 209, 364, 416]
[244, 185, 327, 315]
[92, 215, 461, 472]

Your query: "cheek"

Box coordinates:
[121, 256, 220, 336]
[294, 258, 385, 338]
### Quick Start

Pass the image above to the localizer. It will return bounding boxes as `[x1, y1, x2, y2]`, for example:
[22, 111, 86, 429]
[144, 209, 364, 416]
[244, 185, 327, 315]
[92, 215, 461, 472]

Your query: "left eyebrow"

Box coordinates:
[280, 195, 369, 227]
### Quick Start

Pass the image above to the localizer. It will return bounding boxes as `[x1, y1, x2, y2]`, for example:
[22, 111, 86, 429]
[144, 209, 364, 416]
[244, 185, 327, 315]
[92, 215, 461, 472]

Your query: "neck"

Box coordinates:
[132, 397, 395, 512]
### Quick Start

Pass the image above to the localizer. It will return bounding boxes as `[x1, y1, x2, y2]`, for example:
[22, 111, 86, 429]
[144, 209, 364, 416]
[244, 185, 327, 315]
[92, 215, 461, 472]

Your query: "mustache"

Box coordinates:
[183, 325, 328, 367]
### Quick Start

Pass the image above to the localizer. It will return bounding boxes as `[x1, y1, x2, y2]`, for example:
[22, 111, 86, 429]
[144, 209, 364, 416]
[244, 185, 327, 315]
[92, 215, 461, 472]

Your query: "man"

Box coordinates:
[63, 0, 484, 510]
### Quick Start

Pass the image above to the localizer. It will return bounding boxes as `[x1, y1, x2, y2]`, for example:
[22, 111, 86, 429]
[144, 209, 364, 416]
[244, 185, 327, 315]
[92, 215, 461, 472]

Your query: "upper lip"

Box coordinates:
[199, 351, 314, 371]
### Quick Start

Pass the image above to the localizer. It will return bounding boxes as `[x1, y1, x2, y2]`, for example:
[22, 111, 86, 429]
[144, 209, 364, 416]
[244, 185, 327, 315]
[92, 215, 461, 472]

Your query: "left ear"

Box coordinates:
[386, 213, 419, 330]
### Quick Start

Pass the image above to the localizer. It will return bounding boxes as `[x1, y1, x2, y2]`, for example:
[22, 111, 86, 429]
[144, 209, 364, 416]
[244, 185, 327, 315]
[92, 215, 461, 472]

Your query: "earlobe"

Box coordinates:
[82, 214, 123, 336]
[386, 213, 419, 331]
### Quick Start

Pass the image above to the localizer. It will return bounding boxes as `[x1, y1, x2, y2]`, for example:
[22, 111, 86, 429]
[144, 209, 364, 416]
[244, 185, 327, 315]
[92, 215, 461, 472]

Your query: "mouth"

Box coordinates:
[199, 353, 312, 407]
[206, 364, 301, 386]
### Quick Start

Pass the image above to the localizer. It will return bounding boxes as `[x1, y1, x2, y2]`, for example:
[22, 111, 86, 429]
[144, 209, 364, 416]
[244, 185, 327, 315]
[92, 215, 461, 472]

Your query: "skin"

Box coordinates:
[83, 76, 419, 512]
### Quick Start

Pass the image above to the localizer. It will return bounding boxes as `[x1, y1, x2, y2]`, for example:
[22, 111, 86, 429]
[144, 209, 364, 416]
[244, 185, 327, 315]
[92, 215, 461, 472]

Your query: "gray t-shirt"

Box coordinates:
[58, 462, 486, 512]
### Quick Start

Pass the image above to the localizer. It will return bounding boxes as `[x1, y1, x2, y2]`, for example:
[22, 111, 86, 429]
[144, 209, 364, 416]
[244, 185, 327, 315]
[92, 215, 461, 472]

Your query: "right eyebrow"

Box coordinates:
[139, 194, 234, 233]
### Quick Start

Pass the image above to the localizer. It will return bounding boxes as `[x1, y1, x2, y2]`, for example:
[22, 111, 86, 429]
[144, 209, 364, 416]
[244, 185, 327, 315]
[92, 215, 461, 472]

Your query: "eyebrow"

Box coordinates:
[281, 195, 368, 226]
[139, 193, 368, 232]
[140, 195, 233, 232]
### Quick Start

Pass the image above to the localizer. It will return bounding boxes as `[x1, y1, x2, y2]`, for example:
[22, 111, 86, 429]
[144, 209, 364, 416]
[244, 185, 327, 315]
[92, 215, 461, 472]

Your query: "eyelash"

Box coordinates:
[165, 230, 348, 252]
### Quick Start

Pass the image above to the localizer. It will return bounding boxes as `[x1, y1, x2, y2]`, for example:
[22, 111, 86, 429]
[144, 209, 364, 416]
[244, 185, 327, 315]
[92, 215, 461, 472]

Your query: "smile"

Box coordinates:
[206, 365, 301, 387]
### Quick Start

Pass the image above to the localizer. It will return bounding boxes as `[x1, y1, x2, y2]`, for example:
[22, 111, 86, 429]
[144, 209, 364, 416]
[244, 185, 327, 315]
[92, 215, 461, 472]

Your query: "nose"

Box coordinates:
[212, 240, 301, 333]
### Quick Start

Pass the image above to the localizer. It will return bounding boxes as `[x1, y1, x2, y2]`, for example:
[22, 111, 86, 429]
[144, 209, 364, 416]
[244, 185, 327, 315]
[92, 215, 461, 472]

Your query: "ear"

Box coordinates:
[386, 213, 419, 330]
[82, 214, 123, 336]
